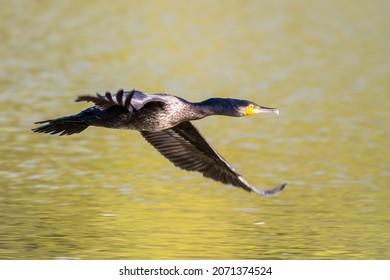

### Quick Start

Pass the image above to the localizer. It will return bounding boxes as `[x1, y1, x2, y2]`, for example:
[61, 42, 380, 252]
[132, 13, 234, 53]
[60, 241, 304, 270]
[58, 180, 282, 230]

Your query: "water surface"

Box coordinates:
[1, 0, 389, 259]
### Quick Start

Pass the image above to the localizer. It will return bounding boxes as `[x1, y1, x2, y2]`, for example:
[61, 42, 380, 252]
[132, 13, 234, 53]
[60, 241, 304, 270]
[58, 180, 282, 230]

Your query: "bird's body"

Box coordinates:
[32, 89, 286, 196]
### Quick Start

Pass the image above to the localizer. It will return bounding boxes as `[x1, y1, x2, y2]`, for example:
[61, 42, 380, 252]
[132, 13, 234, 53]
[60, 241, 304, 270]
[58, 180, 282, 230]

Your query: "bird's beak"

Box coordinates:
[246, 106, 279, 115]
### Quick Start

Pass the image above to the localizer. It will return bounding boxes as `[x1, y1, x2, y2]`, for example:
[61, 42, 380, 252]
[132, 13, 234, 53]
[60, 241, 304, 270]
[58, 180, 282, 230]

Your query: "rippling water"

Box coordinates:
[1, 0, 389, 259]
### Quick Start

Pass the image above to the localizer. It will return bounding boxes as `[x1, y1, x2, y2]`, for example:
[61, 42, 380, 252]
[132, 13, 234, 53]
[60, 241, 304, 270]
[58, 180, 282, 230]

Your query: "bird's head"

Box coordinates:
[199, 98, 279, 118]
[231, 99, 279, 117]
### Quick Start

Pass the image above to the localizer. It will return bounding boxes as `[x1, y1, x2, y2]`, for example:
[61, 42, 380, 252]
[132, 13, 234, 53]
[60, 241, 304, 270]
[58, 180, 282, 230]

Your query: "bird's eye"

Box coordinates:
[248, 104, 254, 109]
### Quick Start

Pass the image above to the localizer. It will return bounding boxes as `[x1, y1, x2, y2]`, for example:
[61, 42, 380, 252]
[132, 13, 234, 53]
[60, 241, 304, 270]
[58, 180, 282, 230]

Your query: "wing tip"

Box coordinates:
[251, 182, 287, 197]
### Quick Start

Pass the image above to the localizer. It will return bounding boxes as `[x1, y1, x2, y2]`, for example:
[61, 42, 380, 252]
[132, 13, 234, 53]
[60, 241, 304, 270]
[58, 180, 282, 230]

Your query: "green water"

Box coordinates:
[1, 0, 389, 259]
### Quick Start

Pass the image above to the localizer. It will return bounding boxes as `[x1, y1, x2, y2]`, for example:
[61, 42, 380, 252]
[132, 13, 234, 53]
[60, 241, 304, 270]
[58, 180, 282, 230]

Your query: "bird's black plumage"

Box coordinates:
[32, 89, 286, 196]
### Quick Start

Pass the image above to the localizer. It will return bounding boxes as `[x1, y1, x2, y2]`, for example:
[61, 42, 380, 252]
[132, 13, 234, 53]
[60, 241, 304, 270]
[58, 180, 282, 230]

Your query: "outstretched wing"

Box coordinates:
[141, 121, 286, 196]
[75, 89, 168, 112]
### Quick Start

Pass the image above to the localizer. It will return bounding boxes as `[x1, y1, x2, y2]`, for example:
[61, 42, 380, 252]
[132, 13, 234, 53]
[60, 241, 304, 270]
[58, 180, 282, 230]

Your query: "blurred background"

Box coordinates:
[1, 0, 389, 259]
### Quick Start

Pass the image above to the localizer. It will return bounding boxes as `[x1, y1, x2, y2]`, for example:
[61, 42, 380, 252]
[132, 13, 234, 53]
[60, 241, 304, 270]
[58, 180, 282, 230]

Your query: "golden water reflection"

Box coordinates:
[1, 0, 389, 259]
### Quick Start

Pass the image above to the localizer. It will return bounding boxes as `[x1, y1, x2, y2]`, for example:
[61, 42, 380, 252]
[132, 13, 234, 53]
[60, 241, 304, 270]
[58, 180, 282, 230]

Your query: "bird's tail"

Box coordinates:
[31, 109, 94, 136]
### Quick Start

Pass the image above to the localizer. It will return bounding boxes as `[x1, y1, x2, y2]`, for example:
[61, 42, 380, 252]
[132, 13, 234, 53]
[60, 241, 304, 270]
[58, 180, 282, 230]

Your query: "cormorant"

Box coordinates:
[32, 89, 286, 196]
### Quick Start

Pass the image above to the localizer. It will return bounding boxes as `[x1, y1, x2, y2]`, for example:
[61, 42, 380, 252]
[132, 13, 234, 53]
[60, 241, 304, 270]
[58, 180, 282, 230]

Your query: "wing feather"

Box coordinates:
[75, 89, 168, 112]
[141, 121, 286, 196]
[141, 122, 248, 192]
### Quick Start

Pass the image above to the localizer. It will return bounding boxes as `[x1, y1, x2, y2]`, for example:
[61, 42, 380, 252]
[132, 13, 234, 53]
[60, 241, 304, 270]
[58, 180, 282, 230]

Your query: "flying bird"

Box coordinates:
[32, 89, 286, 196]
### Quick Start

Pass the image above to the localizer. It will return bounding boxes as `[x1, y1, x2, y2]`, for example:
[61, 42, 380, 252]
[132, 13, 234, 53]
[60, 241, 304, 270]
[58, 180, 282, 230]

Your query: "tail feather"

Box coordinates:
[32, 110, 94, 136]
[32, 119, 89, 136]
